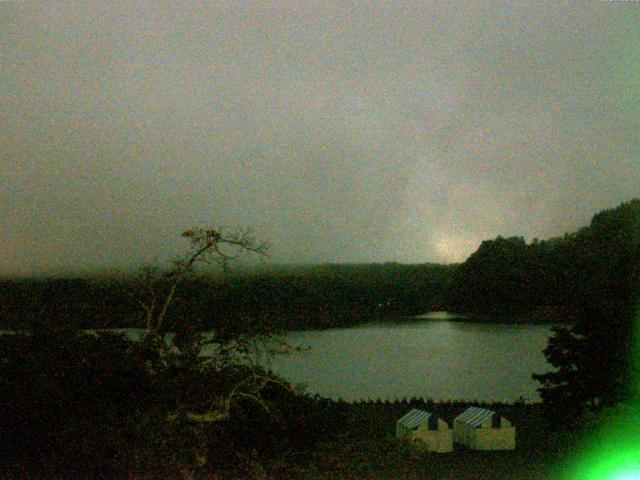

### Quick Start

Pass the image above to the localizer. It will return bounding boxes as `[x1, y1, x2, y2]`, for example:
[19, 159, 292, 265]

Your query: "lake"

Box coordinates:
[261, 312, 558, 403]
[83, 312, 558, 403]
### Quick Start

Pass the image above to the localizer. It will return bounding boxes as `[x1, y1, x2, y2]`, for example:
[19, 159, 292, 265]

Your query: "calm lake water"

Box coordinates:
[262, 312, 558, 403]
[81, 312, 558, 403]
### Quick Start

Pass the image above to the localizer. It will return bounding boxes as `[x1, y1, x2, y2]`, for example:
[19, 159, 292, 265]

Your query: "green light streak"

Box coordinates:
[562, 301, 640, 480]
[560, 406, 640, 480]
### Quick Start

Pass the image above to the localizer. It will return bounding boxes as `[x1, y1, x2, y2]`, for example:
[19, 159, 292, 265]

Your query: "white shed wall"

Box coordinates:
[453, 414, 515, 451]
[413, 419, 453, 453]
[468, 427, 516, 450]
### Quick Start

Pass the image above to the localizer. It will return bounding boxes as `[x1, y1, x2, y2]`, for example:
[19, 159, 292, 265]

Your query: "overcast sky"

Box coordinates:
[1, 1, 639, 276]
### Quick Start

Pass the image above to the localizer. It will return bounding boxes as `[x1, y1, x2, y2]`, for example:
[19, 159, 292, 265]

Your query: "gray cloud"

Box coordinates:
[1, 1, 639, 275]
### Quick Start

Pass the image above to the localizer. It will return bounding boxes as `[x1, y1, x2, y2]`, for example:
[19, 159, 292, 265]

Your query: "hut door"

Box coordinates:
[491, 413, 501, 429]
[428, 414, 438, 431]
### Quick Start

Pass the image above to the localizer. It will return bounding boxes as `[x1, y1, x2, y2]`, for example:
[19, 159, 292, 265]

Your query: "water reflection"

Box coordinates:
[267, 317, 559, 403]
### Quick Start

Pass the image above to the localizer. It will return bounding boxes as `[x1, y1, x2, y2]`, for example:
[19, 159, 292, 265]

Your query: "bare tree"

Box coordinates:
[131, 226, 301, 478]
[135, 225, 298, 419]
[138, 226, 267, 341]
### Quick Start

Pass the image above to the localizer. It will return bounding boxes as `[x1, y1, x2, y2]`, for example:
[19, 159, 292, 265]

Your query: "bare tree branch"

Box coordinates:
[139, 226, 267, 341]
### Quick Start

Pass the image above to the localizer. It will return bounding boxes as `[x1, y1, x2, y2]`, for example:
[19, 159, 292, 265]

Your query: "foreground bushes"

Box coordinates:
[0, 327, 350, 478]
[0, 329, 155, 477]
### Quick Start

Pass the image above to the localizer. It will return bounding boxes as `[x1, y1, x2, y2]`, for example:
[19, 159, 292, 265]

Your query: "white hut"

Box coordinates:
[396, 409, 453, 453]
[453, 407, 515, 450]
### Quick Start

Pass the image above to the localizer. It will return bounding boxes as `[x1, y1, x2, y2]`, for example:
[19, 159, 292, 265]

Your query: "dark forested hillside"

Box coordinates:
[448, 199, 640, 321]
[0, 263, 454, 332]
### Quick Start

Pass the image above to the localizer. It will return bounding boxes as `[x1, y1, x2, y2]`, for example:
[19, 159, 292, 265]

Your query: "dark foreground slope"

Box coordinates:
[208, 400, 579, 480]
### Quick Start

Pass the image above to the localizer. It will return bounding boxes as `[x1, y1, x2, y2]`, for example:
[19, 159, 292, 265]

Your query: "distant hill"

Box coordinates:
[448, 198, 640, 322]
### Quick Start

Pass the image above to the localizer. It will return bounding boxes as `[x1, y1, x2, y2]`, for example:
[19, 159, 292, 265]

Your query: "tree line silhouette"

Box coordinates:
[3, 201, 638, 332]
[0, 262, 454, 332]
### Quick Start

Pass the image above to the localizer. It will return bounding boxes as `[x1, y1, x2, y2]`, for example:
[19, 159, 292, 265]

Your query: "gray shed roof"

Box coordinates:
[455, 407, 497, 427]
[397, 409, 433, 429]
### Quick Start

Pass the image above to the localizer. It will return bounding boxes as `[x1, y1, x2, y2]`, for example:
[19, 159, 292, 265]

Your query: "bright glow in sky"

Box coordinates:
[1, 1, 639, 275]
[432, 233, 479, 264]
